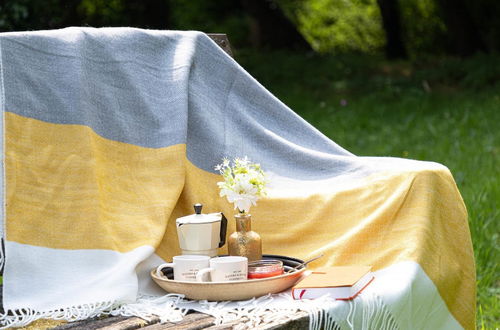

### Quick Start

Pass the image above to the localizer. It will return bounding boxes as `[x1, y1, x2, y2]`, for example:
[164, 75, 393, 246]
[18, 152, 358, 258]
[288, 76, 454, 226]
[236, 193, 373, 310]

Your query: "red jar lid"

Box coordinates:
[248, 260, 284, 279]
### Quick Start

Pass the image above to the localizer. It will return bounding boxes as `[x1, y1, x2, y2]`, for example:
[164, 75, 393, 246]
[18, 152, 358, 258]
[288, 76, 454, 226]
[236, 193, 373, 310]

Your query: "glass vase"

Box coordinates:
[228, 213, 262, 262]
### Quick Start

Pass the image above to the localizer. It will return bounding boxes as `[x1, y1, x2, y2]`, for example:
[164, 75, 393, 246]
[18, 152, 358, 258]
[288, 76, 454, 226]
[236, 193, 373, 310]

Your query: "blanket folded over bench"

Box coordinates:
[0, 28, 474, 329]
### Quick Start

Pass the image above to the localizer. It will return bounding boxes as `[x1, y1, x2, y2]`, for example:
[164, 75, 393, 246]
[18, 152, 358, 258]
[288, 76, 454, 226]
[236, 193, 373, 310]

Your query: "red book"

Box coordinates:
[292, 266, 374, 300]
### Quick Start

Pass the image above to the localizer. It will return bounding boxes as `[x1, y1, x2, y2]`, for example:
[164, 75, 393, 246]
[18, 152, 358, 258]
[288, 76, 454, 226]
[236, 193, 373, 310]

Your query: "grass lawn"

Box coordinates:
[237, 50, 499, 329]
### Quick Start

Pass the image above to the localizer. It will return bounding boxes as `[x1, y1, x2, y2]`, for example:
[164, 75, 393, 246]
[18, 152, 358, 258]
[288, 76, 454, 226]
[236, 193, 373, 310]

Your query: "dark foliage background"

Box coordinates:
[1, 0, 500, 58]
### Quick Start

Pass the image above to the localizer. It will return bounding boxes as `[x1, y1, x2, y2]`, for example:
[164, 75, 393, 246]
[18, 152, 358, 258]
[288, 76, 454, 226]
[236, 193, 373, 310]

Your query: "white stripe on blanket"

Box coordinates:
[3, 242, 153, 310]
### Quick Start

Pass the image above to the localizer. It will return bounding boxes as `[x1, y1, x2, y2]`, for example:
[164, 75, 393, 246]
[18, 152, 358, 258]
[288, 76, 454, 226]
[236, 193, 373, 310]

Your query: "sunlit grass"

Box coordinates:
[237, 50, 500, 329]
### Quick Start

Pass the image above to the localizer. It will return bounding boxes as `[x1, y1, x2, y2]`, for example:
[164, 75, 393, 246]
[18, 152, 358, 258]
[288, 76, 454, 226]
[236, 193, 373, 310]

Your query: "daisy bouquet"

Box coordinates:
[215, 157, 267, 214]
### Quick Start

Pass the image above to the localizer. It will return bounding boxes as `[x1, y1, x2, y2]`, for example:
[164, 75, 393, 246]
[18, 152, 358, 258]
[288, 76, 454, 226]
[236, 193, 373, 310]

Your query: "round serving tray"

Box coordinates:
[151, 255, 306, 301]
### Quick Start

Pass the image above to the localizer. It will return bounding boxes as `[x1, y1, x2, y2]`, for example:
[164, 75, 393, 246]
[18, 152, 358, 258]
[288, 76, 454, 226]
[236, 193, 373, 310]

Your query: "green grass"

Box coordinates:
[237, 50, 500, 329]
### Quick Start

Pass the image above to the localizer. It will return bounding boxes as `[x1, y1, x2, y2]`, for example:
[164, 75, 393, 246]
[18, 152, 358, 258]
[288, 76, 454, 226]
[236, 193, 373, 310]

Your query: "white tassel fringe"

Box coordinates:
[0, 290, 399, 329]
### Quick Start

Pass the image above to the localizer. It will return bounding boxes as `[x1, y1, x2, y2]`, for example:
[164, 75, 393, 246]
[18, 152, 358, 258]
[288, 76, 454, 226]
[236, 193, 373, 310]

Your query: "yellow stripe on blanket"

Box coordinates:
[6, 110, 474, 328]
[6, 112, 185, 252]
[160, 160, 475, 329]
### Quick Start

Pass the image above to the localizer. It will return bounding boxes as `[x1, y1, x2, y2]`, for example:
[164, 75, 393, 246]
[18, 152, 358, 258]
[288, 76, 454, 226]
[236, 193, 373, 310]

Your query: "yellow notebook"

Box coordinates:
[292, 266, 374, 300]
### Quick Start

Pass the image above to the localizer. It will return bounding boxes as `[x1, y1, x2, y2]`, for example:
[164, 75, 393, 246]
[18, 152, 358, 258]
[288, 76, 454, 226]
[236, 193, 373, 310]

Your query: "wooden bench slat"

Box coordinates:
[141, 313, 215, 329]
[52, 315, 160, 330]
[206, 34, 233, 57]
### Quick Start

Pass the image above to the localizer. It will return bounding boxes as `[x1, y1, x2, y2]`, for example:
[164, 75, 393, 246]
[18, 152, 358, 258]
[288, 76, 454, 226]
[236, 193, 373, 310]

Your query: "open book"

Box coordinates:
[292, 266, 374, 300]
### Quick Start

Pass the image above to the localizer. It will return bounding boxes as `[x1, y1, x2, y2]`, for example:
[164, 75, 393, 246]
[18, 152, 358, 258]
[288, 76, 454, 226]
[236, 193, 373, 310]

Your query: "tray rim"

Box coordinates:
[151, 265, 306, 285]
[152, 254, 306, 285]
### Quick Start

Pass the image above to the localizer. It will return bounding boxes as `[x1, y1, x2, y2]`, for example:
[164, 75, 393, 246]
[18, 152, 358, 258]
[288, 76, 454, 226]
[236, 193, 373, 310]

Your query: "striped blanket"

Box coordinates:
[0, 28, 474, 329]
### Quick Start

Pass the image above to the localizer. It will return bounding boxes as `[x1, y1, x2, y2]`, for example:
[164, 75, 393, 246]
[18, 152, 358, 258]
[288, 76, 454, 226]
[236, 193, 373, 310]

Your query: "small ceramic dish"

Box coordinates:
[248, 259, 284, 279]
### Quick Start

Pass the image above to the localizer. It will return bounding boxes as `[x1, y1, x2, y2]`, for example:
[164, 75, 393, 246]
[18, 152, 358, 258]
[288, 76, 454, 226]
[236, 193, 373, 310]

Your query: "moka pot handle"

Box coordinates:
[219, 213, 228, 248]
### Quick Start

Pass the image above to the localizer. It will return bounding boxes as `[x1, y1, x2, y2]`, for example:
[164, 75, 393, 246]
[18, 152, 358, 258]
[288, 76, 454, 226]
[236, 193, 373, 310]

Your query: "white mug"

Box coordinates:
[196, 256, 248, 282]
[156, 255, 210, 282]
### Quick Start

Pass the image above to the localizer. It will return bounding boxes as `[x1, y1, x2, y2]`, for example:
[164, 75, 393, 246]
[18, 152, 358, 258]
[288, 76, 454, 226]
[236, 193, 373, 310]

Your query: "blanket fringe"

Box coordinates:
[200, 294, 313, 330]
[0, 294, 188, 329]
[320, 292, 399, 330]
[175, 291, 399, 330]
[0, 291, 400, 329]
[0, 301, 117, 329]
[111, 294, 188, 323]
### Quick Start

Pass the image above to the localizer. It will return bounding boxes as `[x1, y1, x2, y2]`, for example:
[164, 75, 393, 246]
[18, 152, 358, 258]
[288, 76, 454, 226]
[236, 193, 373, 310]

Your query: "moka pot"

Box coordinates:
[176, 204, 227, 257]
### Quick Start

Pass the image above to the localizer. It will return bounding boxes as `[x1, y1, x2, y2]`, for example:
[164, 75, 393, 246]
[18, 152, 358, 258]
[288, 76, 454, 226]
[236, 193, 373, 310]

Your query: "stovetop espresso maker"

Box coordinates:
[176, 204, 227, 257]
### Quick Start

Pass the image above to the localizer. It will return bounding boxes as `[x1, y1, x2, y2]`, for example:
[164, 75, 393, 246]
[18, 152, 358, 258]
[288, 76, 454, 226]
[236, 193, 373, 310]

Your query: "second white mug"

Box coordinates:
[196, 256, 248, 282]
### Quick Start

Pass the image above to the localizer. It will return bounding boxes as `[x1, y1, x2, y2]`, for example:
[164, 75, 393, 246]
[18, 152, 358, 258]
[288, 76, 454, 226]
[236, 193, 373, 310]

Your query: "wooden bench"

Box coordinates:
[0, 283, 309, 329]
[29, 310, 310, 329]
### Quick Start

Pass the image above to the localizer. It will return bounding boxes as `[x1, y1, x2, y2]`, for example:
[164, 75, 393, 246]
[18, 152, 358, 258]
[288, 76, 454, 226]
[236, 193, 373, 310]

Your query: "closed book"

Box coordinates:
[292, 266, 374, 300]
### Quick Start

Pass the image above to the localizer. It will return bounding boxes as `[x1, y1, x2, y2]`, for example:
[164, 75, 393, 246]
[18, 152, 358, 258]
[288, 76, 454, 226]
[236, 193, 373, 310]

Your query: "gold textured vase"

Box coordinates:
[228, 213, 262, 262]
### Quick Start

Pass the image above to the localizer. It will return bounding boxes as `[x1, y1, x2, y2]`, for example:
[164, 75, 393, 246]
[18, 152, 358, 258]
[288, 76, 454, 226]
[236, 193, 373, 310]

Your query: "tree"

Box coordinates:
[376, 0, 407, 59]
[0, 0, 171, 32]
[240, 0, 311, 50]
[170, 0, 312, 51]
[435, 0, 488, 56]
[78, 0, 170, 29]
[0, 0, 81, 32]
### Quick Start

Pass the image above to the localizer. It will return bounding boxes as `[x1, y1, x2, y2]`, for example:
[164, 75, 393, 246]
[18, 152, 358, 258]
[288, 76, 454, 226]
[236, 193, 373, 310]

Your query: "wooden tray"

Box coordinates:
[151, 255, 306, 301]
